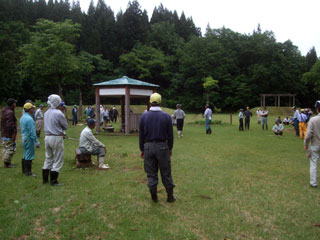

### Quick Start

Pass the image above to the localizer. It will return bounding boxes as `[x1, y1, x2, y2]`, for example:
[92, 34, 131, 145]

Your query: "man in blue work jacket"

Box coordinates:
[20, 102, 40, 176]
[139, 93, 176, 203]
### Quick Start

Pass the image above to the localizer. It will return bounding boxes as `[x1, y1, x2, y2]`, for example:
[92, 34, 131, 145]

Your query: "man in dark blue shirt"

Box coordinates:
[139, 93, 175, 203]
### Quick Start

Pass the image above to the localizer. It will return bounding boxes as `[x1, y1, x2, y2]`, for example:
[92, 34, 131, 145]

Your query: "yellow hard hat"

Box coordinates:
[23, 102, 35, 110]
[150, 93, 161, 104]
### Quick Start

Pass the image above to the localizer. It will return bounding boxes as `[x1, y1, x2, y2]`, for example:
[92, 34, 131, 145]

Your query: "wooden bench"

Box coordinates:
[75, 148, 94, 168]
[103, 126, 114, 132]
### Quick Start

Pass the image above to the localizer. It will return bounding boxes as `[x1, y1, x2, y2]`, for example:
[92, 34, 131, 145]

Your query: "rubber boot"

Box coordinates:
[36, 130, 40, 138]
[150, 188, 158, 203]
[4, 162, 16, 168]
[177, 131, 181, 138]
[42, 169, 50, 184]
[166, 188, 176, 203]
[98, 157, 110, 169]
[22, 158, 26, 174]
[25, 160, 36, 177]
[50, 171, 64, 186]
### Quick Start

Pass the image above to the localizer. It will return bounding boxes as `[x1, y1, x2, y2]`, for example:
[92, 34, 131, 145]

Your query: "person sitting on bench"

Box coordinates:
[79, 118, 109, 169]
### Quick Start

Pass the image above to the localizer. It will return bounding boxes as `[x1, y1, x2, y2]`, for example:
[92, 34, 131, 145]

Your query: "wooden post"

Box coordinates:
[274, 96, 276, 107]
[95, 87, 100, 133]
[230, 113, 232, 125]
[125, 86, 130, 134]
[121, 96, 125, 132]
[278, 95, 280, 107]
[293, 96, 295, 106]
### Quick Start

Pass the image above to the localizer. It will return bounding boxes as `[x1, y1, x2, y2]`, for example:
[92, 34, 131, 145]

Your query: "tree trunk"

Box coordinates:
[79, 86, 83, 121]
[206, 91, 209, 105]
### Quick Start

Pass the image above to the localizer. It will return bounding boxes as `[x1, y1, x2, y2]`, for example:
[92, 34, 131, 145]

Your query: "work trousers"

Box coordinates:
[205, 118, 211, 132]
[176, 119, 184, 131]
[262, 117, 268, 130]
[36, 119, 43, 132]
[72, 115, 78, 125]
[239, 119, 244, 131]
[309, 145, 320, 187]
[294, 119, 300, 136]
[299, 122, 307, 139]
[43, 136, 64, 172]
[144, 142, 175, 190]
[245, 118, 250, 130]
[79, 146, 105, 157]
[2, 140, 15, 164]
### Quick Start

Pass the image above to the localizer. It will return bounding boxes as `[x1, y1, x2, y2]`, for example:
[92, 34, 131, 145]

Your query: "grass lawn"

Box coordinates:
[1, 109, 320, 239]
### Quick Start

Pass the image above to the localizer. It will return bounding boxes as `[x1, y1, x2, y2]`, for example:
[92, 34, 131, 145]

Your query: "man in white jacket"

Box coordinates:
[79, 118, 109, 169]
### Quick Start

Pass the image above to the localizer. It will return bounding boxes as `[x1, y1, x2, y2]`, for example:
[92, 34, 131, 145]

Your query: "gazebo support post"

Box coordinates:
[125, 86, 130, 134]
[121, 96, 125, 132]
[95, 87, 101, 133]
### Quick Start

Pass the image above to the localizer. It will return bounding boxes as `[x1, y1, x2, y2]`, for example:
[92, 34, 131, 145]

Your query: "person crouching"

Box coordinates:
[272, 120, 284, 136]
[79, 118, 109, 169]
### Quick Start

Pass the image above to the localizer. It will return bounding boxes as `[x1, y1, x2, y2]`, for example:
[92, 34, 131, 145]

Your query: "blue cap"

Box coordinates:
[60, 102, 67, 108]
[87, 118, 96, 126]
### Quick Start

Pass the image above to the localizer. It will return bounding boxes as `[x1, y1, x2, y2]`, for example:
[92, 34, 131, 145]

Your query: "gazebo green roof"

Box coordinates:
[93, 76, 159, 88]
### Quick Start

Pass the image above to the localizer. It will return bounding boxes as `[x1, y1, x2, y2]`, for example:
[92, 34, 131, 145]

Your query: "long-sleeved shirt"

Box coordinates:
[1, 106, 17, 138]
[173, 109, 185, 119]
[239, 112, 244, 119]
[20, 113, 37, 143]
[272, 123, 284, 133]
[293, 109, 300, 120]
[44, 108, 68, 135]
[305, 114, 320, 147]
[243, 110, 253, 119]
[298, 113, 308, 122]
[35, 108, 43, 120]
[79, 126, 104, 152]
[203, 108, 212, 119]
[139, 106, 173, 152]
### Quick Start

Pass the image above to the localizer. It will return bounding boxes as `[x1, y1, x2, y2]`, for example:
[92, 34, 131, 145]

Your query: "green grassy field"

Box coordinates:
[1, 109, 320, 239]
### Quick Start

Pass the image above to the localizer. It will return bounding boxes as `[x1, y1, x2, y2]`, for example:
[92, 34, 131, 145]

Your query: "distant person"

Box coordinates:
[72, 105, 78, 125]
[103, 106, 110, 127]
[272, 120, 284, 136]
[239, 108, 244, 131]
[35, 104, 44, 138]
[20, 102, 40, 176]
[283, 117, 290, 125]
[1, 98, 17, 168]
[292, 106, 300, 137]
[299, 109, 308, 139]
[111, 106, 118, 123]
[79, 118, 109, 169]
[173, 104, 186, 138]
[203, 104, 212, 134]
[276, 116, 282, 124]
[22, 99, 36, 121]
[243, 107, 253, 130]
[256, 108, 262, 124]
[304, 100, 320, 188]
[262, 107, 269, 130]
[42, 94, 68, 186]
[139, 93, 176, 203]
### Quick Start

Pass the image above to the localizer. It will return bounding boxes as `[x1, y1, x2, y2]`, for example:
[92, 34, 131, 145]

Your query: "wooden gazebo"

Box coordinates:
[93, 76, 159, 134]
[260, 94, 296, 108]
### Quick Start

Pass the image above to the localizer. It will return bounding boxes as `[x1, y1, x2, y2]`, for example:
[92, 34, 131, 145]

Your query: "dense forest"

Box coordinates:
[1, 0, 319, 112]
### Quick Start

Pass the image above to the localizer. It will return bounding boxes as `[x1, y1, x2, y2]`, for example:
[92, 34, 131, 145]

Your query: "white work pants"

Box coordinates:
[310, 145, 320, 186]
[43, 136, 64, 172]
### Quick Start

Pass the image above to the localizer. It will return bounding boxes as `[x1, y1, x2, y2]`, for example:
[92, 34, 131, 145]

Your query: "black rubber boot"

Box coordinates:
[25, 160, 36, 177]
[42, 169, 50, 184]
[4, 162, 16, 168]
[150, 188, 158, 203]
[22, 158, 26, 174]
[50, 171, 64, 186]
[36, 131, 40, 138]
[166, 188, 176, 203]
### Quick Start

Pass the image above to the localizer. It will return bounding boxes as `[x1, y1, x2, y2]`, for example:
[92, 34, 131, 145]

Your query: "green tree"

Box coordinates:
[203, 76, 219, 104]
[19, 19, 81, 100]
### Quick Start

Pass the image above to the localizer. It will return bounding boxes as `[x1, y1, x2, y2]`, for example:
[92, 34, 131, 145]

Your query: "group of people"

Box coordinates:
[1, 95, 111, 186]
[292, 106, 313, 139]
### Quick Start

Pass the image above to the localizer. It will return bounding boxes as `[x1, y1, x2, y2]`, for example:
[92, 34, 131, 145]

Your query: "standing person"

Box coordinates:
[299, 109, 308, 139]
[304, 100, 320, 188]
[272, 120, 284, 136]
[256, 108, 262, 124]
[72, 105, 78, 126]
[262, 107, 269, 130]
[109, 107, 114, 122]
[173, 104, 186, 138]
[292, 106, 300, 137]
[112, 106, 118, 123]
[203, 104, 212, 134]
[243, 107, 253, 130]
[42, 94, 68, 186]
[79, 119, 109, 169]
[35, 104, 44, 138]
[20, 102, 40, 176]
[239, 109, 244, 131]
[103, 106, 110, 127]
[139, 93, 175, 203]
[1, 98, 17, 168]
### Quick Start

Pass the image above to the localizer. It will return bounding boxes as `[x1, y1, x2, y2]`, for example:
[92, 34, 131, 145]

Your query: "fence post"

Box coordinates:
[230, 113, 232, 125]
